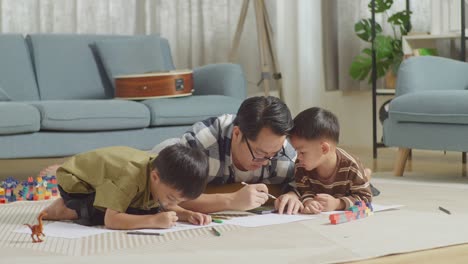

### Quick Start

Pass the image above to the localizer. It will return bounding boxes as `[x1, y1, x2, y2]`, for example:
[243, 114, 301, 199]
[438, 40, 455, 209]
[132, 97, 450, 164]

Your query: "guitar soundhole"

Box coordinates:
[175, 78, 184, 91]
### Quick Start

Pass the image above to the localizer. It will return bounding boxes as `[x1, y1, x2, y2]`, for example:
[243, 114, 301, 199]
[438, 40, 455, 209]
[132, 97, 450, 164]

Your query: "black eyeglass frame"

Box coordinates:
[244, 136, 292, 162]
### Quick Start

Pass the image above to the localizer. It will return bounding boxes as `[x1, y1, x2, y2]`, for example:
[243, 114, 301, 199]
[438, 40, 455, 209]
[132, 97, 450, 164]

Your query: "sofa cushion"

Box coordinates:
[160, 38, 176, 71]
[26, 34, 174, 100]
[0, 34, 40, 101]
[30, 100, 150, 131]
[0, 87, 11, 101]
[0, 102, 40, 135]
[95, 36, 167, 89]
[142, 95, 242, 126]
[27, 34, 112, 100]
[389, 90, 468, 125]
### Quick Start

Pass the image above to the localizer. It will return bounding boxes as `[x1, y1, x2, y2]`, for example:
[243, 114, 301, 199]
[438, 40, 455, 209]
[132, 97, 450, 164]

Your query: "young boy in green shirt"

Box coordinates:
[42, 144, 211, 229]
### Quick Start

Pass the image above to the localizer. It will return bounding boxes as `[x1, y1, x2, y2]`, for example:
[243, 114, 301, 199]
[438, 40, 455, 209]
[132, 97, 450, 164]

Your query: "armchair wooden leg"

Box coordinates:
[394, 148, 411, 176]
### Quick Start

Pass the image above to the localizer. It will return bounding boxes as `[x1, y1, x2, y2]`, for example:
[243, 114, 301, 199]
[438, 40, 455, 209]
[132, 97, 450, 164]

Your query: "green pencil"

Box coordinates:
[211, 227, 221, 237]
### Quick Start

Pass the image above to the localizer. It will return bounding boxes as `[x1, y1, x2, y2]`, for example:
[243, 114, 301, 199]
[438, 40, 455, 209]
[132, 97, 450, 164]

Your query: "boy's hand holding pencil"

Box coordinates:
[187, 212, 212, 226]
[150, 211, 178, 228]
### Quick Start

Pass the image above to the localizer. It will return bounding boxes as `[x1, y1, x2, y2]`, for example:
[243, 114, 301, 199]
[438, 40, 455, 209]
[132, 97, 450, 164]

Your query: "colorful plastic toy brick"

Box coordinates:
[0, 187, 6, 204]
[0, 175, 59, 204]
[329, 201, 374, 225]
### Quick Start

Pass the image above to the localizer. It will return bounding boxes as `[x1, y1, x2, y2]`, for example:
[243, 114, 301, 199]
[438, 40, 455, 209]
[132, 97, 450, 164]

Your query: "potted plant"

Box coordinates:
[349, 0, 411, 88]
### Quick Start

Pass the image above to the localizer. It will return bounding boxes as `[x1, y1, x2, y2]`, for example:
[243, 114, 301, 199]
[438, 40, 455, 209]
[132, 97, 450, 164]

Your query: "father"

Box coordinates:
[152, 96, 303, 214]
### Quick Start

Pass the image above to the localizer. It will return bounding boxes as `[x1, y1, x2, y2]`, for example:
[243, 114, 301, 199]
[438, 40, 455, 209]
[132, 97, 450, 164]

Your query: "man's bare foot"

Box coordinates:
[38, 164, 61, 178]
[42, 198, 78, 221]
[365, 168, 372, 180]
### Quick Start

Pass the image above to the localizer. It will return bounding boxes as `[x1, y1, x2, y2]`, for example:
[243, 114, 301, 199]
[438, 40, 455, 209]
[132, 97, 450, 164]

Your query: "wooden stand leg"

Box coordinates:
[228, 0, 282, 98]
[394, 148, 411, 176]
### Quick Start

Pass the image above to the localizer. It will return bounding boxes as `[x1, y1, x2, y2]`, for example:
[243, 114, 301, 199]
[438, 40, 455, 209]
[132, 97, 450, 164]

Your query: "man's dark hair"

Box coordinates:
[152, 144, 209, 199]
[291, 107, 340, 143]
[233, 96, 293, 141]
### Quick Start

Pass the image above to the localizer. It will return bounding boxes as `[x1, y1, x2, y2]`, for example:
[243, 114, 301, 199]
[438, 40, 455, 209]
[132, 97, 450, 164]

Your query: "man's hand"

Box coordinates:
[229, 184, 269, 211]
[301, 199, 323, 214]
[150, 211, 178, 228]
[275, 192, 303, 214]
[187, 212, 212, 225]
[314, 193, 343, 211]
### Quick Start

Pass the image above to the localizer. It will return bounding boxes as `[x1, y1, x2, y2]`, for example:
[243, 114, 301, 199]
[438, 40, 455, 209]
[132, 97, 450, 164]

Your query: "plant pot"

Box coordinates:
[384, 70, 397, 89]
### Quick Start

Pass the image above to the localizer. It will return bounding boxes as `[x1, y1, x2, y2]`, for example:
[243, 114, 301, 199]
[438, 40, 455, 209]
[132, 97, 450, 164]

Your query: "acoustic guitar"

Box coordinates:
[114, 70, 193, 100]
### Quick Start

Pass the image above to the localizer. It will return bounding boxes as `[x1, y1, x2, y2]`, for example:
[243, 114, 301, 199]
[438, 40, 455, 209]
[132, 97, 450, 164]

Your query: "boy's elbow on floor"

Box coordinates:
[104, 218, 117, 230]
[104, 219, 125, 230]
[104, 211, 121, 230]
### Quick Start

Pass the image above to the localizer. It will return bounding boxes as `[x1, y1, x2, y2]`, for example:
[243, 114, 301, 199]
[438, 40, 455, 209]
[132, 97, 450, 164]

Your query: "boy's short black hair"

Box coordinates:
[152, 144, 209, 199]
[233, 96, 293, 141]
[291, 107, 340, 143]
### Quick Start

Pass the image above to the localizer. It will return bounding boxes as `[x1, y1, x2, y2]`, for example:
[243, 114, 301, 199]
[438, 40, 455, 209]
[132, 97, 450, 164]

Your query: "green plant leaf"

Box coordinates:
[350, 0, 411, 83]
[391, 53, 403, 74]
[362, 48, 373, 56]
[354, 19, 382, 42]
[350, 53, 373, 81]
[375, 35, 394, 59]
[369, 0, 393, 13]
[388, 10, 412, 35]
[350, 50, 393, 83]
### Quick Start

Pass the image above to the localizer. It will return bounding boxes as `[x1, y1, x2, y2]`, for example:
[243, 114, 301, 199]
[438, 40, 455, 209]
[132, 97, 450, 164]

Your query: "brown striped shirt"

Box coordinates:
[294, 147, 372, 209]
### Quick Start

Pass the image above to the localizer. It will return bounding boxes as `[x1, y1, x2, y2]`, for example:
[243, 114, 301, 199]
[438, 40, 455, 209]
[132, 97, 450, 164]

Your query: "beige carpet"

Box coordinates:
[1, 177, 468, 264]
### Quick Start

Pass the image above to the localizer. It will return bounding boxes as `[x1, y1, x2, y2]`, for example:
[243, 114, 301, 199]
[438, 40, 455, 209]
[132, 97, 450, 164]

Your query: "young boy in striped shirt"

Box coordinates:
[289, 107, 372, 214]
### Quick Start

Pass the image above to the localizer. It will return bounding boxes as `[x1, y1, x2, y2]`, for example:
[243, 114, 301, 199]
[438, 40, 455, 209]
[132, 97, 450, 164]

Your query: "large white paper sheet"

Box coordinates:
[224, 213, 316, 227]
[14, 222, 114, 239]
[133, 222, 222, 234]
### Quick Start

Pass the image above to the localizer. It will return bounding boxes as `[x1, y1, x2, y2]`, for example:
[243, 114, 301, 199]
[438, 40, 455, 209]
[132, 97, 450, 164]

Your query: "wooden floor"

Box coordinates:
[1, 146, 467, 263]
[358, 146, 467, 179]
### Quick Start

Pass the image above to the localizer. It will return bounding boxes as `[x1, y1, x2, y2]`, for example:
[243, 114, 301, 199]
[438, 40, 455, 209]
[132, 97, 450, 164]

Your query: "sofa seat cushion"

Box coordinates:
[389, 90, 468, 125]
[0, 102, 40, 135]
[142, 95, 242, 126]
[30, 100, 150, 131]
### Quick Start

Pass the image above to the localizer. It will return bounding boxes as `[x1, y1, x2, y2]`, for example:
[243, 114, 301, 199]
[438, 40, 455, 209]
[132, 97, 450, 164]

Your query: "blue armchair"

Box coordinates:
[383, 56, 468, 176]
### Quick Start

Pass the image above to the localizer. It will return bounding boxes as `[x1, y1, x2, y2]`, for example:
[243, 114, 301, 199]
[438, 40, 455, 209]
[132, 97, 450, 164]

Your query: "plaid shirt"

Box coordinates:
[155, 114, 296, 191]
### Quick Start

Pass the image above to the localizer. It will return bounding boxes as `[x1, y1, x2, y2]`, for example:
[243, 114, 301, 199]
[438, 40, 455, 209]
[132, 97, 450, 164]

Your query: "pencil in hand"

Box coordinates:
[241, 181, 277, 200]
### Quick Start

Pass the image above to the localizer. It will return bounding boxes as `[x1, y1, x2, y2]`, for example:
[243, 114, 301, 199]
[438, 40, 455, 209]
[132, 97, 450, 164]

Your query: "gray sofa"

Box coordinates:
[383, 56, 468, 176]
[0, 34, 245, 159]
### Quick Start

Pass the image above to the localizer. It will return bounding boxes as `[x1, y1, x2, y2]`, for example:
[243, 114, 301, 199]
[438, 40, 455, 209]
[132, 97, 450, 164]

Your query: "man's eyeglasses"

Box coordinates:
[244, 137, 292, 162]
